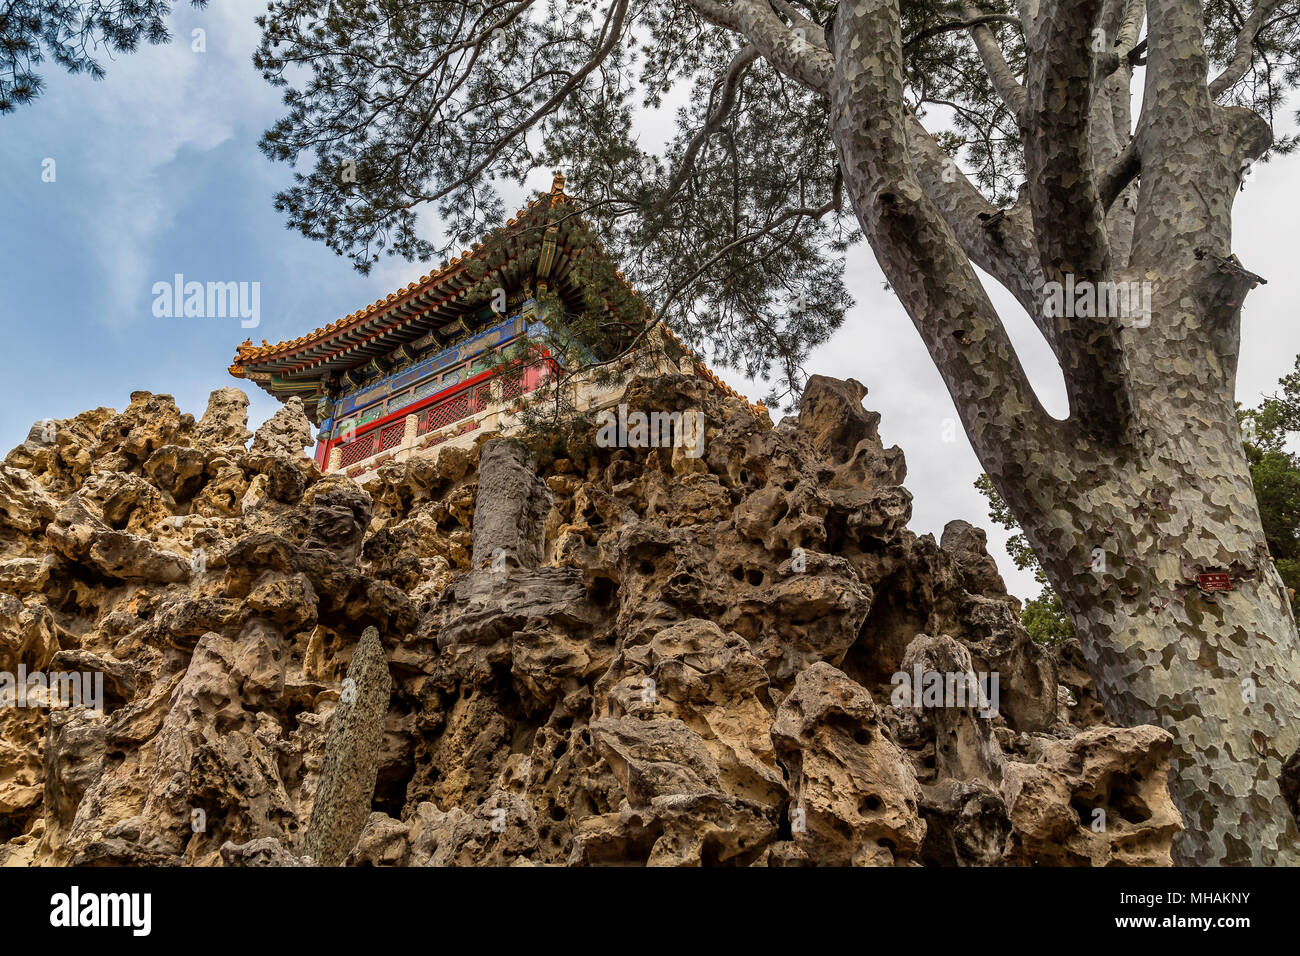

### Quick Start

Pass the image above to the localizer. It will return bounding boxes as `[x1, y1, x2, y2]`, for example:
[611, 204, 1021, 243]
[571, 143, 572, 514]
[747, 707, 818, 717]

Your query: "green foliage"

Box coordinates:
[973, 472, 1074, 644]
[972, 472, 1039, 578]
[0, 0, 207, 113]
[1238, 354, 1300, 614]
[244, 0, 1300, 410]
[901, 0, 1025, 204]
[1020, 588, 1074, 646]
[254, 0, 857, 407]
[248, 0, 1049, 408]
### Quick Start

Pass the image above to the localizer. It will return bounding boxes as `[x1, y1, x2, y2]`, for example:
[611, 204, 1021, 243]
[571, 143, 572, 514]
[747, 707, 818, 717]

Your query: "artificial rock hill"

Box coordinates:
[0, 370, 1183, 866]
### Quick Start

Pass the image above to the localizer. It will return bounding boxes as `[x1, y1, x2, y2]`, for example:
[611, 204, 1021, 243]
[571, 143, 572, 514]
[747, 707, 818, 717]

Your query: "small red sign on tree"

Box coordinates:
[1197, 572, 1233, 592]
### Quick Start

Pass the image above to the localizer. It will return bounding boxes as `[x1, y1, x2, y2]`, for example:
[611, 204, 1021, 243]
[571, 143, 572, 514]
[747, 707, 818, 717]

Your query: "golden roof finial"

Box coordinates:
[551, 170, 566, 195]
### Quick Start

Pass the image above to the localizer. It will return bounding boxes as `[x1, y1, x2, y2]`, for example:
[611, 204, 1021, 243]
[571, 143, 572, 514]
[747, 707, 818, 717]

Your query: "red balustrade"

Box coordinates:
[338, 432, 377, 467]
[329, 362, 550, 471]
[378, 420, 405, 452]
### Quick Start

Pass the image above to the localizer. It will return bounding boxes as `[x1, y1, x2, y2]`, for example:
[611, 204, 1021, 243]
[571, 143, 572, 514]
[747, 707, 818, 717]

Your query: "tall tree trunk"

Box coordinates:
[826, 0, 1300, 862]
[1023, 408, 1300, 865]
[1014, 281, 1300, 864]
[1063, 559, 1300, 865]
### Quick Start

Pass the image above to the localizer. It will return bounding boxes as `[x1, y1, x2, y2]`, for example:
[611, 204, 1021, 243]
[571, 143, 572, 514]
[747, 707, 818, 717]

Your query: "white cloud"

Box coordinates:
[33, 0, 276, 328]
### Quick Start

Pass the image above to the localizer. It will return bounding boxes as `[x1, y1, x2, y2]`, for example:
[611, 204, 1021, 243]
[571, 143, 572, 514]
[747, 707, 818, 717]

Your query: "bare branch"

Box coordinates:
[1099, 138, 1140, 209]
[1023, 0, 1110, 281]
[961, 3, 1029, 117]
[904, 12, 1023, 49]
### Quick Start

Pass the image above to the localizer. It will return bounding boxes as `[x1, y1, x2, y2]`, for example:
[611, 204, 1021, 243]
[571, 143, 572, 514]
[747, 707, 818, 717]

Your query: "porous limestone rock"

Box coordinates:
[195, 388, 254, 450]
[772, 661, 926, 865]
[898, 633, 1004, 785]
[471, 441, 551, 570]
[0, 373, 1183, 866]
[1000, 725, 1183, 865]
[249, 396, 313, 459]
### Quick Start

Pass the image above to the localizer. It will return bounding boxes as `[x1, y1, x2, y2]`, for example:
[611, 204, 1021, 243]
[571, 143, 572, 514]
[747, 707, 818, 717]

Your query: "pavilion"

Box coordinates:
[229, 173, 756, 480]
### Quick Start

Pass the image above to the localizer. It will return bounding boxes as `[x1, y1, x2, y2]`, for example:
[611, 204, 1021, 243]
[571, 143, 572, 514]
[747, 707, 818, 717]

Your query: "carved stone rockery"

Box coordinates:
[0, 376, 1180, 865]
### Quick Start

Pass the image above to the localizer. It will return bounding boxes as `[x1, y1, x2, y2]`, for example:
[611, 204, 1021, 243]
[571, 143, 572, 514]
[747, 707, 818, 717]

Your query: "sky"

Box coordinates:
[2, 0, 1298, 602]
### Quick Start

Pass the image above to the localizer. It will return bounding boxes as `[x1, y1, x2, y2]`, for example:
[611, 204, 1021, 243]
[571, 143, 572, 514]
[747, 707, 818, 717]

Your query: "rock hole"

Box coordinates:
[589, 576, 618, 607]
[1070, 795, 1095, 825]
[1108, 772, 1153, 824]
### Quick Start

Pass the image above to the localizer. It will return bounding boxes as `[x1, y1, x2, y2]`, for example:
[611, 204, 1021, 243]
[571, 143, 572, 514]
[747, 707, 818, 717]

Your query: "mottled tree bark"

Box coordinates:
[1017, 291, 1300, 864]
[809, 0, 1300, 863]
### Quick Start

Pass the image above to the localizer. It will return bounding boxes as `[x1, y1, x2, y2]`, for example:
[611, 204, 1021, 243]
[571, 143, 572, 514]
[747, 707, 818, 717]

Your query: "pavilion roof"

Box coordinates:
[229, 172, 763, 416]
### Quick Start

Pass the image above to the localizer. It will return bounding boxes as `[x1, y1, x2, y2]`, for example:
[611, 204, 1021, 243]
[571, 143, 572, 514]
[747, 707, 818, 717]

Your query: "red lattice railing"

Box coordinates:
[501, 373, 523, 402]
[335, 368, 542, 471]
[418, 393, 471, 435]
[338, 432, 377, 467]
[378, 420, 405, 452]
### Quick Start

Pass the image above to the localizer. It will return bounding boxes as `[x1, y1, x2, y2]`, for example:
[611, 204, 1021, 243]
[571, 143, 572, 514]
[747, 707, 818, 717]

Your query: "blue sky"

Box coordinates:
[0, 1, 440, 444]
[2, 0, 1299, 601]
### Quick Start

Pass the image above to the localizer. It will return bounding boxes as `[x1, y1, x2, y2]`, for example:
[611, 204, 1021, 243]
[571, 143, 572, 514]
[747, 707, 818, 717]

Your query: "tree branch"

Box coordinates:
[961, 4, 1029, 118]
[684, 0, 833, 94]
[1014, 0, 1136, 439]
[1210, 0, 1286, 98]
[1099, 138, 1140, 209]
[1130, 0, 1260, 270]
[828, 0, 1057, 470]
[409, 0, 630, 209]
[652, 45, 758, 216]
[904, 112, 1049, 333]
[657, 178, 842, 317]
[904, 13, 1022, 49]
[769, 0, 826, 47]
[1023, 0, 1110, 282]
